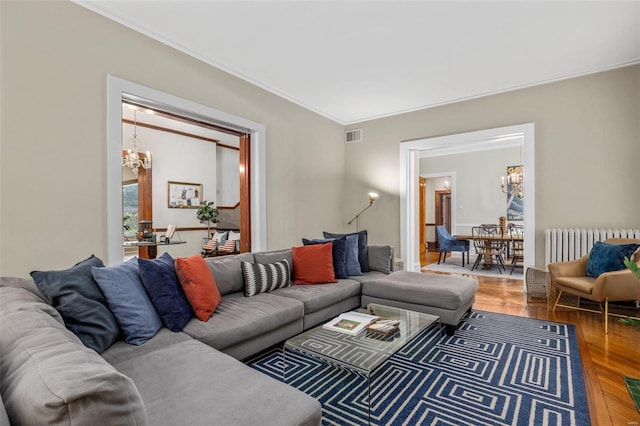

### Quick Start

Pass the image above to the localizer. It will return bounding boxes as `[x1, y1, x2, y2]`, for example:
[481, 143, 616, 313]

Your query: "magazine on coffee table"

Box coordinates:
[322, 311, 380, 335]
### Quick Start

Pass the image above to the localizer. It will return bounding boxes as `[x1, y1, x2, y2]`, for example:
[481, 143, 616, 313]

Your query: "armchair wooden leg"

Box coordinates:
[552, 290, 563, 313]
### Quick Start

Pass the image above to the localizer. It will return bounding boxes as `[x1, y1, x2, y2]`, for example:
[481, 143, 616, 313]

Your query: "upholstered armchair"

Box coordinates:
[549, 238, 640, 334]
[436, 225, 470, 267]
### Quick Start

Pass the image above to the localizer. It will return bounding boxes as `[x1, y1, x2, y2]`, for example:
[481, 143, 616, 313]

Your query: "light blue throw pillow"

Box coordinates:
[92, 257, 162, 345]
[345, 234, 363, 276]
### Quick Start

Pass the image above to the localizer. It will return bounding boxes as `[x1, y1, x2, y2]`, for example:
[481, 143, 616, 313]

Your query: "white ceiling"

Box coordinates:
[77, 1, 640, 125]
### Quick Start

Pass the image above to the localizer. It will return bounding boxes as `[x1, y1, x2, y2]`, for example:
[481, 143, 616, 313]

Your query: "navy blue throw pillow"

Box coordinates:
[323, 230, 370, 272]
[302, 236, 348, 279]
[138, 253, 194, 331]
[585, 241, 640, 277]
[30, 255, 120, 353]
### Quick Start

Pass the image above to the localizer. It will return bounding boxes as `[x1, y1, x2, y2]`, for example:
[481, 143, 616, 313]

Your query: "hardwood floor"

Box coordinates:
[421, 252, 640, 426]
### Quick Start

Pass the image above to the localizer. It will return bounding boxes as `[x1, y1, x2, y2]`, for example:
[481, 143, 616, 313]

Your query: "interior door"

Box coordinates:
[419, 177, 426, 255]
[435, 190, 452, 246]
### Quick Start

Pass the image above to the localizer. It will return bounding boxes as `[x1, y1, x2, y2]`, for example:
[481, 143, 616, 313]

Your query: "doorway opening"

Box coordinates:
[420, 173, 454, 254]
[107, 76, 267, 265]
[399, 123, 535, 278]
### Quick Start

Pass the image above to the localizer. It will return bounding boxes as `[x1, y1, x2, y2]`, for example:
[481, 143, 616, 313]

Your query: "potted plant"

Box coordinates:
[620, 256, 640, 327]
[624, 256, 640, 279]
[196, 200, 220, 239]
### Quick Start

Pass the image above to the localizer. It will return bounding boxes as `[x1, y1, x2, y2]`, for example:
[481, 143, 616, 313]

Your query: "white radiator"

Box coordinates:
[544, 228, 640, 265]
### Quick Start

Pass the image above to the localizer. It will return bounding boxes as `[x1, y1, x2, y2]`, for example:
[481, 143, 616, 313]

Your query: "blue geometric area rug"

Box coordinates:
[249, 311, 590, 425]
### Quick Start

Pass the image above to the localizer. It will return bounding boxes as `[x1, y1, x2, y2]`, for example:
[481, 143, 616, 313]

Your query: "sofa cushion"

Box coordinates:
[205, 253, 254, 296]
[176, 255, 222, 321]
[585, 241, 640, 277]
[272, 278, 361, 314]
[102, 328, 194, 366]
[0, 276, 48, 302]
[324, 229, 370, 272]
[302, 236, 348, 279]
[92, 257, 162, 345]
[253, 249, 293, 269]
[29, 255, 120, 353]
[368, 245, 394, 274]
[242, 259, 291, 297]
[138, 253, 194, 332]
[0, 287, 147, 425]
[182, 292, 303, 350]
[349, 270, 388, 283]
[292, 243, 337, 285]
[109, 339, 321, 426]
[362, 271, 477, 311]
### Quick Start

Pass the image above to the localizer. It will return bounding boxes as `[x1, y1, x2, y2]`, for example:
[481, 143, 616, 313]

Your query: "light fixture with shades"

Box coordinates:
[122, 109, 151, 175]
[501, 166, 524, 199]
[347, 192, 379, 231]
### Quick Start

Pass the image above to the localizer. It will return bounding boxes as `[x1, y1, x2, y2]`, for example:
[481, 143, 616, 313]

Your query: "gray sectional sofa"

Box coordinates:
[0, 245, 394, 426]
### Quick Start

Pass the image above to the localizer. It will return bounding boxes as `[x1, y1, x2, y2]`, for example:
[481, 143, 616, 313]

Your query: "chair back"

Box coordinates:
[472, 225, 505, 253]
[509, 224, 524, 254]
[436, 225, 452, 242]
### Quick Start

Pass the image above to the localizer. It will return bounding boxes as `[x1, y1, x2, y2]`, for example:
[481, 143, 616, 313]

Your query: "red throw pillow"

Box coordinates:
[175, 255, 221, 321]
[292, 243, 337, 285]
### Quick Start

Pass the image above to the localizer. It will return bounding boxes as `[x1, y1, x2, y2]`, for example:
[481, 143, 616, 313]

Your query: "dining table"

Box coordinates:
[454, 232, 523, 269]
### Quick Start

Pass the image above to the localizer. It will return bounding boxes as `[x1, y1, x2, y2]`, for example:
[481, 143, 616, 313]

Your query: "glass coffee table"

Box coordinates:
[283, 304, 439, 422]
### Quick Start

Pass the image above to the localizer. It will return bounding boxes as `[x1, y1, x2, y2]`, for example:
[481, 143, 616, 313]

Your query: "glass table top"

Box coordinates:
[284, 304, 439, 374]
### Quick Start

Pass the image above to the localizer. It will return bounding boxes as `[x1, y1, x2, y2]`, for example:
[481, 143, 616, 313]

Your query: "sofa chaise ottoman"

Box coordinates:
[361, 271, 478, 335]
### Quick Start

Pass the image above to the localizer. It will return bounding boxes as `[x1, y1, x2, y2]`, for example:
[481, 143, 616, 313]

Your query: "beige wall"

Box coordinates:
[0, 1, 345, 276]
[2, 2, 639, 277]
[420, 146, 522, 235]
[346, 64, 640, 265]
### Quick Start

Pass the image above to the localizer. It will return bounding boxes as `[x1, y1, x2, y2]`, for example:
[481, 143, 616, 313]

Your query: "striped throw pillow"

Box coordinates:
[202, 239, 217, 251]
[241, 259, 291, 297]
[218, 239, 236, 253]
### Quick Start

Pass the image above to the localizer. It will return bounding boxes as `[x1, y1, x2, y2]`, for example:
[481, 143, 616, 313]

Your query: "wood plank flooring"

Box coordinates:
[421, 252, 640, 426]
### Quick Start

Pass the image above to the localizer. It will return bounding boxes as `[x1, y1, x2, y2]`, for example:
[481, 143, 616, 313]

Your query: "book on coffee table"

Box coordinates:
[322, 311, 379, 335]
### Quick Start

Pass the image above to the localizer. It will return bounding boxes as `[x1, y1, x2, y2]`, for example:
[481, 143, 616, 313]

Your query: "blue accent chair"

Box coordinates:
[436, 225, 470, 267]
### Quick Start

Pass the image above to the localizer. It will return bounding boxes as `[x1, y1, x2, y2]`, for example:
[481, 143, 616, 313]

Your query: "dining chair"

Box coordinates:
[436, 225, 470, 266]
[471, 225, 507, 273]
[508, 224, 524, 275]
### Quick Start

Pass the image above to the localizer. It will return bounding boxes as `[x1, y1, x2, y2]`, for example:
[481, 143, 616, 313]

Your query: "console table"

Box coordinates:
[123, 240, 186, 259]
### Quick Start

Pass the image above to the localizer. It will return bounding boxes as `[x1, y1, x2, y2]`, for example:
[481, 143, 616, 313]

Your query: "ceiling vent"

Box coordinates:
[345, 128, 363, 144]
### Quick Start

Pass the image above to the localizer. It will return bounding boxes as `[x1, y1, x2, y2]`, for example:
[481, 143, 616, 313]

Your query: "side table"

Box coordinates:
[525, 266, 551, 308]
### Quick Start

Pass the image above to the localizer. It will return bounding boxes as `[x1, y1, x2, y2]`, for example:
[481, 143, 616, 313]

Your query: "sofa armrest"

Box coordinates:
[368, 245, 394, 274]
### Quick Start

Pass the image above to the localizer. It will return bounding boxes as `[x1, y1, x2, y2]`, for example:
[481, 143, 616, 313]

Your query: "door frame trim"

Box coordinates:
[400, 123, 535, 273]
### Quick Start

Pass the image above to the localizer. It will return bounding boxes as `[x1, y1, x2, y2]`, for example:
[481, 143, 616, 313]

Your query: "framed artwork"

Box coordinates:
[506, 165, 524, 221]
[168, 181, 202, 209]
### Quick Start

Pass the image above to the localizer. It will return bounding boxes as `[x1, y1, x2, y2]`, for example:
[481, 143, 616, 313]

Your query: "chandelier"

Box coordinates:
[122, 110, 151, 175]
[501, 166, 524, 199]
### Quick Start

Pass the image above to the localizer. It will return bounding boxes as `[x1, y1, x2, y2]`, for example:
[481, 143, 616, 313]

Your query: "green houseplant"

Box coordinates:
[624, 256, 640, 279]
[620, 256, 640, 327]
[196, 200, 220, 239]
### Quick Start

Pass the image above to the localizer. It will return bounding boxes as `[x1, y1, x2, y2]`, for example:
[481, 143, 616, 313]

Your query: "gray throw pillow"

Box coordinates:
[30, 255, 120, 353]
[368, 245, 393, 274]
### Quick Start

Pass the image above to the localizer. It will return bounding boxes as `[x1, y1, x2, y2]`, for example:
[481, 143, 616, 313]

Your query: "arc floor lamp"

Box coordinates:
[347, 192, 379, 231]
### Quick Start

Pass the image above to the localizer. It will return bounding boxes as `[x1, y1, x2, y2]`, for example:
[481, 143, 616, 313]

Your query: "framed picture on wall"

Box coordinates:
[506, 165, 524, 221]
[168, 181, 202, 209]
